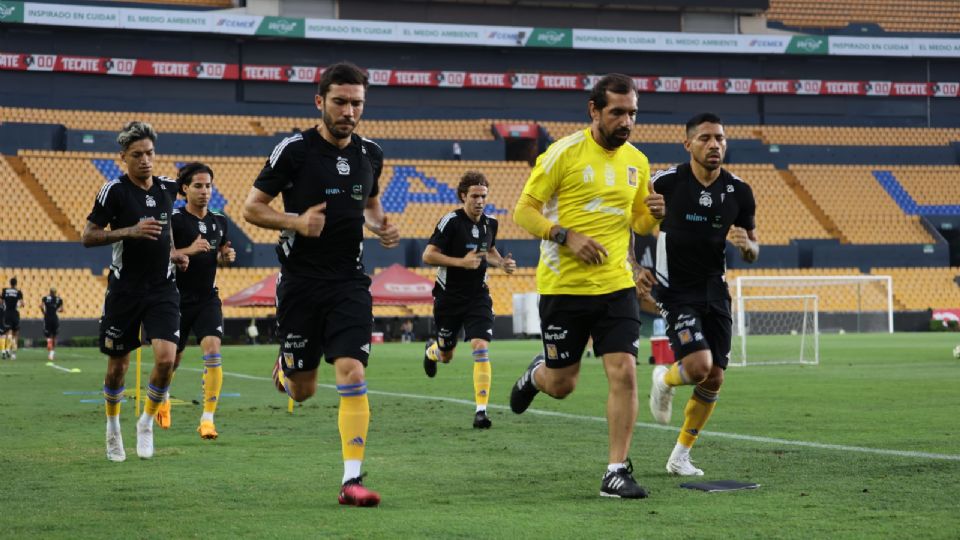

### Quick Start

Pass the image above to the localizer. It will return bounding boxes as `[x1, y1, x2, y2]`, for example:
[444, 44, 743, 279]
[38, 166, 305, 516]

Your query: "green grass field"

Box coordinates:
[2, 333, 959, 539]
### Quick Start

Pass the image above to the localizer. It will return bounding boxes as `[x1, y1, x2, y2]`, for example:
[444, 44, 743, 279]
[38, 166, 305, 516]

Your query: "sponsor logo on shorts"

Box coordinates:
[284, 333, 306, 350]
[678, 329, 693, 345]
[545, 343, 558, 360]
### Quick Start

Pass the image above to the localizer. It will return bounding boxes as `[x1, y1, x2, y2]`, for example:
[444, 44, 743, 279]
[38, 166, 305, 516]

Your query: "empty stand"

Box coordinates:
[758, 125, 960, 147]
[790, 165, 935, 244]
[0, 156, 68, 242]
[767, 0, 960, 33]
[872, 266, 960, 310]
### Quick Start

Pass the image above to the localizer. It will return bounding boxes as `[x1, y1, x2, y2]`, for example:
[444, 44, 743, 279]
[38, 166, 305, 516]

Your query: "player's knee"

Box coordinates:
[439, 349, 455, 362]
[289, 384, 315, 402]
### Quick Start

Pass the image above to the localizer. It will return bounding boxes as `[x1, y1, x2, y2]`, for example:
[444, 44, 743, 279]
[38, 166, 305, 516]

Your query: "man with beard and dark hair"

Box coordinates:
[243, 61, 399, 507]
[648, 112, 758, 477]
[509, 73, 666, 499]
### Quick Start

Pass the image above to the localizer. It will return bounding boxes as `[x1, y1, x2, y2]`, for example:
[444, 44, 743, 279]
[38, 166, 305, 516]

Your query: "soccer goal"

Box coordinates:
[731, 294, 819, 366]
[730, 275, 894, 367]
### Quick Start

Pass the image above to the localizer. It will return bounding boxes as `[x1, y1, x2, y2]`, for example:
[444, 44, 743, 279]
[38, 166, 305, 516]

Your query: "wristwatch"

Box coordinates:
[551, 227, 568, 245]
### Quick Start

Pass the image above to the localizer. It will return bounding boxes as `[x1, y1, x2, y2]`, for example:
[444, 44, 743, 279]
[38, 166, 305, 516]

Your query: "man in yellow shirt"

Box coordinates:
[510, 73, 664, 499]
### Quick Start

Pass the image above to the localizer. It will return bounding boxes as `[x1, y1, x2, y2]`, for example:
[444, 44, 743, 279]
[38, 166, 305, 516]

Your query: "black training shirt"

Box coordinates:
[651, 162, 756, 302]
[428, 208, 498, 299]
[172, 208, 228, 303]
[87, 174, 178, 291]
[42, 295, 63, 321]
[2, 288, 22, 313]
[254, 128, 383, 281]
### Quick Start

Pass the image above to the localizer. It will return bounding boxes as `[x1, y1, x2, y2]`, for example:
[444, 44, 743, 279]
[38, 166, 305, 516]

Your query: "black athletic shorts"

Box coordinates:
[538, 287, 641, 369]
[3, 311, 20, 332]
[43, 317, 59, 338]
[98, 281, 181, 356]
[177, 296, 224, 353]
[275, 273, 373, 376]
[433, 293, 494, 351]
[659, 298, 733, 370]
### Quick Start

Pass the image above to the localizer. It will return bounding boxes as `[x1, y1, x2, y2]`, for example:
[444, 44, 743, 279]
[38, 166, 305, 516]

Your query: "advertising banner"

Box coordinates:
[3, 51, 959, 98]
[0, 1, 24, 23]
[119, 8, 210, 33]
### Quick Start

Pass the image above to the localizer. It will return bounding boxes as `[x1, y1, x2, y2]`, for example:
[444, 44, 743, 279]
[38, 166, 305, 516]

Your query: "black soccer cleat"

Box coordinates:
[423, 339, 437, 378]
[510, 354, 545, 414]
[472, 410, 492, 429]
[600, 458, 649, 499]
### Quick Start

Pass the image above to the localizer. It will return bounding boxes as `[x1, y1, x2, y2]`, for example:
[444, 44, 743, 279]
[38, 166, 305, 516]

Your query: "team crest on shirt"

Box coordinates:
[627, 166, 638, 187]
[471, 225, 479, 238]
[698, 191, 713, 207]
[145, 195, 156, 207]
[336, 157, 350, 175]
[198, 222, 207, 234]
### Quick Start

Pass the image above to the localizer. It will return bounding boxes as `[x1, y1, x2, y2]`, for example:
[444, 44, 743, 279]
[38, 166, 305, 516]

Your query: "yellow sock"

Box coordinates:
[663, 362, 690, 387]
[677, 385, 719, 448]
[202, 354, 223, 415]
[144, 384, 167, 416]
[472, 348, 491, 407]
[0, 336, 7, 352]
[103, 385, 124, 417]
[426, 342, 440, 362]
[337, 382, 370, 462]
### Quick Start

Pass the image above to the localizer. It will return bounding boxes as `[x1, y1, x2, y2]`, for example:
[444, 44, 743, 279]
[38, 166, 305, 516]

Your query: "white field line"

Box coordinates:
[173, 367, 960, 463]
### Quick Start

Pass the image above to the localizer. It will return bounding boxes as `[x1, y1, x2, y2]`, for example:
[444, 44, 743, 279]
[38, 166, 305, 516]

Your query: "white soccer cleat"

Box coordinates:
[106, 430, 126, 462]
[136, 420, 154, 459]
[649, 365, 675, 425]
[666, 453, 704, 476]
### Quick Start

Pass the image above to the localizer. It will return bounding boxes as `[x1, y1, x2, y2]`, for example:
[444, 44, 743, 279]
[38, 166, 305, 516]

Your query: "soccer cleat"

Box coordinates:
[155, 399, 171, 429]
[649, 365, 675, 425]
[423, 339, 437, 378]
[600, 459, 649, 499]
[510, 354, 545, 414]
[472, 410, 492, 429]
[666, 453, 704, 476]
[106, 430, 126, 462]
[136, 420, 154, 459]
[338, 474, 381, 507]
[197, 420, 218, 440]
[272, 356, 286, 394]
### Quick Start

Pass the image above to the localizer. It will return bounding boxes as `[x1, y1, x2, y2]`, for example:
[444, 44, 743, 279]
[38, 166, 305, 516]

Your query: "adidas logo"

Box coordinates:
[348, 436, 365, 446]
[360, 343, 371, 354]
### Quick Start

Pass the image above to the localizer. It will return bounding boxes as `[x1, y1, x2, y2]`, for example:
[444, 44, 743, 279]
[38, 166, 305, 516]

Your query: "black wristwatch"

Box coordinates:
[552, 227, 568, 245]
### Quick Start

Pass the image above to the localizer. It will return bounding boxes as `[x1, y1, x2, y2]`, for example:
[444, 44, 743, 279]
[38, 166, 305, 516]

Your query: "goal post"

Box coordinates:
[730, 275, 894, 367]
[731, 294, 819, 367]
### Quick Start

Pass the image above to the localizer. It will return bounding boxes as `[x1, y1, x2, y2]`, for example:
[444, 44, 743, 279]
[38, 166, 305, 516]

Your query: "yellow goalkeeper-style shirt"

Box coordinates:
[521, 128, 655, 296]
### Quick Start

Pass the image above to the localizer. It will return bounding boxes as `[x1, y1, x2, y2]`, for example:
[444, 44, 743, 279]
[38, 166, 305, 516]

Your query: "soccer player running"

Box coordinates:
[81, 121, 188, 462]
[647, 113, 759, 476]
[509, 74, 665, 499]
[243, 62, 399, 507]
[1, 277, 24, 359]
[421, 171, 517, 429]
[152, 162, 236, 439]
[40, 287, 64, 361]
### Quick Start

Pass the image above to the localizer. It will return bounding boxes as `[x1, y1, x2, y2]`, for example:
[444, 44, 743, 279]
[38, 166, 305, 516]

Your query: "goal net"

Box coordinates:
[730, 275, 894, 367]
[731, 295, 819, 366]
